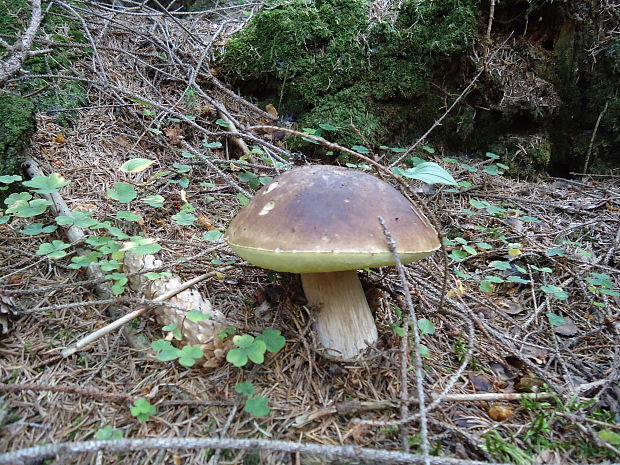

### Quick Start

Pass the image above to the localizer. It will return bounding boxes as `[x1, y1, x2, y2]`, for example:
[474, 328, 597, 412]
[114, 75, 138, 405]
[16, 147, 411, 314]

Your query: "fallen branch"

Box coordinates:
[0, 437, 514, 465]
[0, 0, 43, 84]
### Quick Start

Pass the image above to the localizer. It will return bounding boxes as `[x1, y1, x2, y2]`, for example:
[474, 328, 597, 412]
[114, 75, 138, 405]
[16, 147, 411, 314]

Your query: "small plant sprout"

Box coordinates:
[95, 425, 123, 440]
[130, 398, 156, 422]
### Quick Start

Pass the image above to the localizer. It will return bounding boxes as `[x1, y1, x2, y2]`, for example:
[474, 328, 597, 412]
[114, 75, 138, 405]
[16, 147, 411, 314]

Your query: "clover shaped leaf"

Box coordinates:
[226, 334, 266, 367]
[256, 329, 286, 353]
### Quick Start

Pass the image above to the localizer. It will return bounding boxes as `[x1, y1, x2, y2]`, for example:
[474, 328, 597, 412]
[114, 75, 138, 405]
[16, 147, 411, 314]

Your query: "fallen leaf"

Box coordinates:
[553, 317, 579, 337]
[469, 374, 492, 392]
[164, 128, 183, 143]
[197, 215, 214, 229]
[265, 104, 278, 117]
[496, 299, 524, 315]
[488, 403, 514, 421]
[516, 373, 545, 392]
[52, 133, 66, 144]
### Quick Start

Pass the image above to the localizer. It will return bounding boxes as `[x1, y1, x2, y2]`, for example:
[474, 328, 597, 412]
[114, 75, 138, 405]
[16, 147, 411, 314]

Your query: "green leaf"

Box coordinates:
[476, 242, 494, 250]
[177, 345, 203, 366]
[173, 162, 191, 173]
[69, 252, 102, 269]
[462, 245, 477, 256]
[151, 339, 179, 361]
[226, 348, 248, 367]
[256, 329, 286, 353]
[181, 151, 195, 158]
[421, 145, 435, 154]
[449, 249, 469, 261]
[203, 230, 223, 242]
[95, 425, 123, 441]
[318, 123, 339, 131]
[401, 162, 457, 186]
[187, 310, 211, 322]
[391, 324, 405, 337]
[599, 288, 620, 297]
[245, 340, 266, 364]
[599, 430, 620, 445]
[204, 141, 223, 148]
[489, 261, 511, 271]
[56, 210, 98, 228]
[244, 396, 270, 417]
[115, 211, 142, 222]
[547, 312, 566, 326]
[530, 265, 553, 273]
[351, 145, 370, 154]
[168, 177, 190, 189]
[485, 152, 500, 159]
[541, 285, 569, 300]
[122, 236, 161, 255]
[20, 223, 57, 235]
[235, 381, 256, 396]
[418, 344, 430, 358]
[215, 118, 230, 127]
[120, 158, 154, 173]
[5, 192, 32, 206]
[545, 248, 565, 257]
[36, 240, 71, 259]
[228, 335, 267, 365]
[107, 182, 137, 203]
[0, 175, 22, 184]
[233, 334, 254, 348]
[417, 319, 435, 336]
[483, 165, 503, 175]
[238, 171, 260, 189]
[145, 271, 172, 280]
[460, 163, 478, 172]
[130, 398, 156, 422]
[237, 193, 250, 206]
[484, 275, 505, 283]
[6, 198, 52, 218]
[23, 173, 70, 194]
[172, 211, 197, 226]
[479, 280, 494, 292]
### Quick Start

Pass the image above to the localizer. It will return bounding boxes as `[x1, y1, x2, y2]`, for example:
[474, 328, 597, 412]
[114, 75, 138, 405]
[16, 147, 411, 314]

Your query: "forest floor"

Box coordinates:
[0, 2, 619, 465]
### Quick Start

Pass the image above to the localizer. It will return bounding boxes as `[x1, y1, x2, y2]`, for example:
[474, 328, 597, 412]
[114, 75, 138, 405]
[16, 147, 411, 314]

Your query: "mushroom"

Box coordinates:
[225, 165, 440, 360]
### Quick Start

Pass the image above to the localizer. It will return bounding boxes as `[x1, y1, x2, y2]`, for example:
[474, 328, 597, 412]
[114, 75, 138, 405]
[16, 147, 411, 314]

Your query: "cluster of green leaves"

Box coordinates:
[226, 329, 286, 367]
[227, 329, 285, 418]
[130, 398, 156, 422]
[235, 381, 271, 418]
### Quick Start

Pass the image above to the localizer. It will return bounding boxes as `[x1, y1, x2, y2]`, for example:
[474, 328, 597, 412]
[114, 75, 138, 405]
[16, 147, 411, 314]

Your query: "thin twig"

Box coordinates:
[583, 102, 609, 174]
[0, 383, 134, 402]
[378, 217, 429, 465]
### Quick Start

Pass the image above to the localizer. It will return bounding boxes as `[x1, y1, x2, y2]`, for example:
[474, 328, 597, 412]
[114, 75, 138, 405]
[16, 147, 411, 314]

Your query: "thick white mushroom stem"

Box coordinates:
[301, 270, 378, 360]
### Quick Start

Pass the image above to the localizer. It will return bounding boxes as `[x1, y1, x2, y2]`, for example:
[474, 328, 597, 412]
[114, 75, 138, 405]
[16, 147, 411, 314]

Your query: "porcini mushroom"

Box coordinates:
[225, 165, 440, 360]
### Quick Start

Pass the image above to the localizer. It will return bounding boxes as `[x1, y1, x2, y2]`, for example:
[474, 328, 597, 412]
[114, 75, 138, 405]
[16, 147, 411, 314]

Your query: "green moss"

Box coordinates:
[221, 0, 477, 148]
[0, 0, 89, 125]
[0, 93, 35, 202]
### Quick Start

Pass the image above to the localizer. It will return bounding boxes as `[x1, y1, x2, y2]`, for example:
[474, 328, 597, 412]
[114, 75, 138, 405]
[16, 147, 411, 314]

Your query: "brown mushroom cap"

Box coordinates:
[225, 165, 440, 273]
